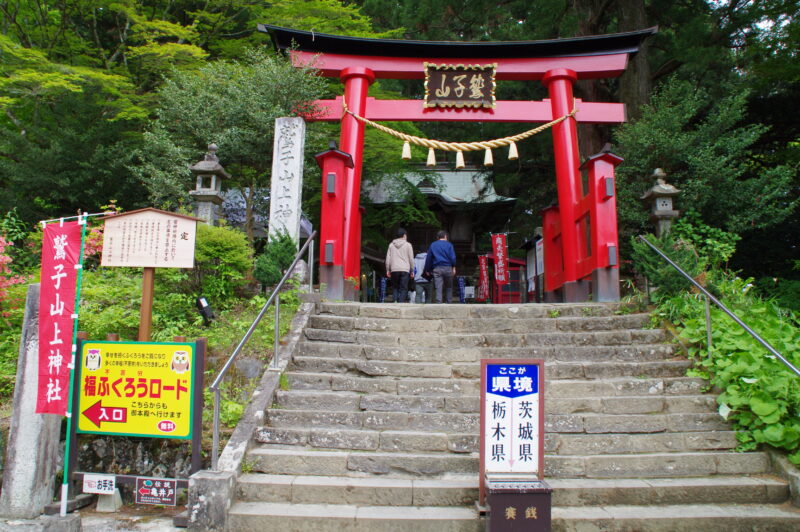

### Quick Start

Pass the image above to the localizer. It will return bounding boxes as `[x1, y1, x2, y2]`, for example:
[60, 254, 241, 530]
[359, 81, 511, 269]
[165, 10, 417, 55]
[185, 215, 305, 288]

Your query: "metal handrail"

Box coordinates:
[210, 231, 317, 470]
[638, 235, 800, 378]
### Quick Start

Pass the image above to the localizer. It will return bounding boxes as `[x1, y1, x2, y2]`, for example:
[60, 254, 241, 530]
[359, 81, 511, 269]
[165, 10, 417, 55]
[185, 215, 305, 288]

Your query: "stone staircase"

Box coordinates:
[226, 302, 800, 531]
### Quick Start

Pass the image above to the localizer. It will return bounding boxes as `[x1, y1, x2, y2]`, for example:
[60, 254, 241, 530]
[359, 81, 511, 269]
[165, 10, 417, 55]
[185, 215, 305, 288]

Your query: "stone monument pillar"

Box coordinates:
[0, 284, 62, 519]
[268, 117, 306, 246]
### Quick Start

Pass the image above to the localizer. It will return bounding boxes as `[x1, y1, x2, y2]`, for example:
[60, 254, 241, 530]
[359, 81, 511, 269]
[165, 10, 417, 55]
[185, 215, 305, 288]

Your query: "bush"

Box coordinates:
[191, 223, 253, 303]
[253, 231, 297, 288]
[632, 226, 800, 464]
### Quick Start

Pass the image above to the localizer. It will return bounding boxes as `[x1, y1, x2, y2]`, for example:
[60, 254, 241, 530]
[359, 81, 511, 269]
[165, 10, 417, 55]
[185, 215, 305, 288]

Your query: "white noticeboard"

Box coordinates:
[535, 239, 544, 276]
[100, 209, 198, 269]
[481, 360, 544, 479]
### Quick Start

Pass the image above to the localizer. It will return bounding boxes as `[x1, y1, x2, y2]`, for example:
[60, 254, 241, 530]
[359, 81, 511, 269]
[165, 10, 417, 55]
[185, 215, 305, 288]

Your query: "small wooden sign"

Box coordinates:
[135, 477, 178, 506]
[424, 63, 496, 109]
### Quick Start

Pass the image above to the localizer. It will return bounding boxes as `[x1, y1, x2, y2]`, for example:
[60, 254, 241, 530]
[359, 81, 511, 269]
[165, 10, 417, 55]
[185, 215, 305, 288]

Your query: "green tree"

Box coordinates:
[614, 78, 796, 236]
[253, 231, 298, 287]
[131, 48, 326, 240]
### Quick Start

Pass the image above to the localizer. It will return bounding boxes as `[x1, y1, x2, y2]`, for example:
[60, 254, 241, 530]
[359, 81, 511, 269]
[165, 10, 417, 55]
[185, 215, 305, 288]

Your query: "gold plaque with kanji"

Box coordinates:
[424, 63, 496, 109]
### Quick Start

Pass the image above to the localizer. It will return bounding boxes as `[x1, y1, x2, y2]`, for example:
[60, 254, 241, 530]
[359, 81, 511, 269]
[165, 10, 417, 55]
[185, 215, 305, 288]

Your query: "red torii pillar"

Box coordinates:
[339, 67, 375, 297]
[542, 68, 588, 301]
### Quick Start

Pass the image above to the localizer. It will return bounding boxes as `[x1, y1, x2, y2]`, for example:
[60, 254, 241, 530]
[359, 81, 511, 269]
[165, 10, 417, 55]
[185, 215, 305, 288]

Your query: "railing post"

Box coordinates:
[212, 387, 221, 470]
[271, 294, 280, 370]
[704, 295, 713, 353]
[308, 239, 315, 293]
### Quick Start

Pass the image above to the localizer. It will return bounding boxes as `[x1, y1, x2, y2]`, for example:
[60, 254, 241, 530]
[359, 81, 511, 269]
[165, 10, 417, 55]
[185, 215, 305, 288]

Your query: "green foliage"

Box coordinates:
[203, 386, 246, 428]
[0, 282, 30, 397]
[131, 48, 326, 238]
[191, 224, 253, 303]
[254, 232, 298, 287]
[630, 233, 703, 303]
[671, 210, 740, 269]
[614, 78, 796, 237]
[755, 277, 800, 314]
[633, 228, 800, 463]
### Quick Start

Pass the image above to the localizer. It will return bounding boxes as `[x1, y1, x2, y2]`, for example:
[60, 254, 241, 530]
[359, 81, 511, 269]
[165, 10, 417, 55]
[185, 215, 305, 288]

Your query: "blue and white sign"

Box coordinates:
[483, 362, 542, 476]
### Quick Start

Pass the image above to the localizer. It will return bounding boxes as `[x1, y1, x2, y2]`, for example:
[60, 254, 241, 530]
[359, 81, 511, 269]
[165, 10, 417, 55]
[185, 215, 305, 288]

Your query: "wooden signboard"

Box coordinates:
[99, 208, 201, 341]
[101, 208, 198, 269]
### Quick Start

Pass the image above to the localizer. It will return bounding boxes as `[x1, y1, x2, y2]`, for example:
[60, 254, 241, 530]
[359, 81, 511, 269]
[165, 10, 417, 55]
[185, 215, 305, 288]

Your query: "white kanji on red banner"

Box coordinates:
[477, 255, 490, 301]
[492, 233, 509, 285]
[37, 221, 82, 415]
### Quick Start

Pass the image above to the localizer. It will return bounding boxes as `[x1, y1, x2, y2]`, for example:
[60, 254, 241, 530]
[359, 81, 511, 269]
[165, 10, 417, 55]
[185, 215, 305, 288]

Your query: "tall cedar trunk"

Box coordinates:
[571, 0, 615, 160]
[617, 0, 652, 120]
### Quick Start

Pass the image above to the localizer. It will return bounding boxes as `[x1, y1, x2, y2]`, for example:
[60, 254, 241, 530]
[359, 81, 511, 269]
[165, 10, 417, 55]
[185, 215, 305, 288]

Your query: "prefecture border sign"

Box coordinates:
[480, 359, 545, 482]
[76, 341, 196, 439]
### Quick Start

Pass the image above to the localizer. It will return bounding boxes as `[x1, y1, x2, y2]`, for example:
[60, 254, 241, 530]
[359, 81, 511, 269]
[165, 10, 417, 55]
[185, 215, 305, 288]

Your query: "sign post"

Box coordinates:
[480, 359, 551, 531]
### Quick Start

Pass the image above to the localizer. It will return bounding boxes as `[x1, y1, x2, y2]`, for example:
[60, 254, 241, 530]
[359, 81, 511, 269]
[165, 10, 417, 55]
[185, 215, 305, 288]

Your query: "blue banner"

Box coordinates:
[378, 277, 387, 303]
[486, 364, 539, 398]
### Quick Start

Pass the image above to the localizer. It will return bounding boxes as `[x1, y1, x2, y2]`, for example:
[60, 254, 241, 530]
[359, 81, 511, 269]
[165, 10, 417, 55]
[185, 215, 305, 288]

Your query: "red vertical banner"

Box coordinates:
[477, 255, 490, 301]
[492, 233, 509, 285]
[37, 221, 82, 414]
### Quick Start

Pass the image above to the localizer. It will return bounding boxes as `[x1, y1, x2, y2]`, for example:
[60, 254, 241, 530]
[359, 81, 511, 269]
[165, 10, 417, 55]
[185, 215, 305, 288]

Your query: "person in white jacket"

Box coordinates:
[385, 228, 414, 303]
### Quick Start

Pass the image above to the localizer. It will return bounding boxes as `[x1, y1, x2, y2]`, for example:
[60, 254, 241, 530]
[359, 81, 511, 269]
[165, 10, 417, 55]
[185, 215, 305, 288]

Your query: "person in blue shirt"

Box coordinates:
[423, 230, 457, 303]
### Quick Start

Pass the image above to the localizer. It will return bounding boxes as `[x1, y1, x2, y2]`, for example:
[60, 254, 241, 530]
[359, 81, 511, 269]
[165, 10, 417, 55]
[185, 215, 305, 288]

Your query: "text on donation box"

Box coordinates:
[483, 362, 543, 477]
[77, 341, 196, 439]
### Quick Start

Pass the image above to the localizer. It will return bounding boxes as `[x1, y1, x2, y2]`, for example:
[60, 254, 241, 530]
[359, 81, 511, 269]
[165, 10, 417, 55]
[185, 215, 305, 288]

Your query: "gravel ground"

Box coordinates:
[79, 508, 183, 531]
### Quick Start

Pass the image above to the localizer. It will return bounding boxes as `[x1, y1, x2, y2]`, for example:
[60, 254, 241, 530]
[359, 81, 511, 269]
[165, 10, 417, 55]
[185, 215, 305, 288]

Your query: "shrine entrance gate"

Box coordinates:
[260, 24, 656, 303]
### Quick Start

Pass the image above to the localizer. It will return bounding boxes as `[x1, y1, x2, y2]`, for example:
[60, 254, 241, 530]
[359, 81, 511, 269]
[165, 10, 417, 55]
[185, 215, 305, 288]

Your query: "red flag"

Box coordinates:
[37, 221, 82, 415]
[477, 255, 489, 301]
[492, 233, 509, 285]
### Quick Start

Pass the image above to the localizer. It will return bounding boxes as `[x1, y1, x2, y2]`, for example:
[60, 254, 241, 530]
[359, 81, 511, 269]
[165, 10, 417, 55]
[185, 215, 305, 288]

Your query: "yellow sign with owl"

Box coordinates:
[76, 341, 196, 439]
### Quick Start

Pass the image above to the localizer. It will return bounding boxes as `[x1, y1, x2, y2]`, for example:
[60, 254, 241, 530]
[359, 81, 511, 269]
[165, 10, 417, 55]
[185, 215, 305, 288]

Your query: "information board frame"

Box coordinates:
[75, 340, 198, 440]
[480, 358, 545, 504]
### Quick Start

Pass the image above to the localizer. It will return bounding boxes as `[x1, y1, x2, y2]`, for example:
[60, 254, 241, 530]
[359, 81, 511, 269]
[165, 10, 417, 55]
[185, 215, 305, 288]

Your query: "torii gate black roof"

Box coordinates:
[258, 24, 657, 59]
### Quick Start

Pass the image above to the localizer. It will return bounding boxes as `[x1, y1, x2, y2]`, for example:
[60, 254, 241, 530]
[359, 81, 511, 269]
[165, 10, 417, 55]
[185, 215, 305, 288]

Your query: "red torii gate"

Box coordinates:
[259, 24, 655, 302]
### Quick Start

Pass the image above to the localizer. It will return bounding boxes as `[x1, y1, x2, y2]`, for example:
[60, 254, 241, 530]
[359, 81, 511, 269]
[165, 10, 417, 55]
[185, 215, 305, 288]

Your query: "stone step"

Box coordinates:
[228, 501, 480, 532]
[245, 447, 771, 478]
[317, 302, 622, 319]
[284, 372, 706, 397]
[297, 341, 678, 364]
[303, 327, 668, 348]
[236, 473, 478, 506]
[265, 408, 728, 434]
[274, 390, 717, 415]
[291, 355, 690, 380]
[255, 425, 737, 454]
[235, 474, 788, 507]
[306, 313, 651, 334]
[552, 503, 800, 531]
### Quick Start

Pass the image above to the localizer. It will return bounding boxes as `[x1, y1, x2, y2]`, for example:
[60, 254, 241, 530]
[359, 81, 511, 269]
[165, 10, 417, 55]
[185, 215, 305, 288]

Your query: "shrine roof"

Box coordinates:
[368, 169, 515, 206]
[258, 24, 657, 59]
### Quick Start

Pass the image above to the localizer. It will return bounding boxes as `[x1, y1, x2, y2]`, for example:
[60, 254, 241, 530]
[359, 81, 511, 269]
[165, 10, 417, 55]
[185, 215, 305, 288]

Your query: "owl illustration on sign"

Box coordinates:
[85, 349, 102, 371]
[171, 351, 190, 374]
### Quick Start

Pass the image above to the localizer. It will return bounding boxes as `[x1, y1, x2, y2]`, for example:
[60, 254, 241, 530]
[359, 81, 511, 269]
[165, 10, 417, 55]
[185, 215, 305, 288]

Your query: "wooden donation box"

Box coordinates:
[481, 360, 551, 531]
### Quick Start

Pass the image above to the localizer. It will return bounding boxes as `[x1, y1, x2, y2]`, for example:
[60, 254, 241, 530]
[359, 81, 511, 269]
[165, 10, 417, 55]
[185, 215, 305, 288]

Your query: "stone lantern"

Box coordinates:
[189, 144, 230, 225]
[641, 169, 680, 237]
